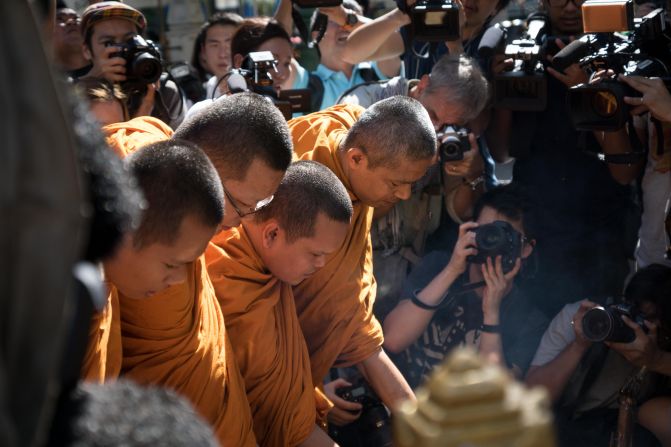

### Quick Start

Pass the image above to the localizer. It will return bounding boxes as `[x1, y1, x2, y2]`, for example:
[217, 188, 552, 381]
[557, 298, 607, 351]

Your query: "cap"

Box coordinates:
[80, 1, 147, 38]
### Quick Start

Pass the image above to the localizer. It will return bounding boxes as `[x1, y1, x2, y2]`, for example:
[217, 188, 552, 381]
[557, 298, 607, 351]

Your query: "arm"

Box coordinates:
[341, 8, 407, 65]
[608, 318, 671, 376]
[357, 348, 415, 409]
[298, 425, 339, 447]
[524, 301, 596, 402]
[273, 0, 294, 36]
[383, 222, 478, 353]
[593, 128, 645, 185]
[442, 134, 485, 222]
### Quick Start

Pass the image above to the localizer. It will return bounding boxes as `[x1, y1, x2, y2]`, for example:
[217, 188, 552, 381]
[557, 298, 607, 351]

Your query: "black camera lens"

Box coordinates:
[590, 90, 618, 118]
[476, 225, 506, 251]
[132, 52, 162, 84]
[582, 307, 613, 342]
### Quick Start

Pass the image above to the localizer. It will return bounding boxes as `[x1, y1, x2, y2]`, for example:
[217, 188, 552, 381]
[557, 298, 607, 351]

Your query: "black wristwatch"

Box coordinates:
[345, 11, 359, 26]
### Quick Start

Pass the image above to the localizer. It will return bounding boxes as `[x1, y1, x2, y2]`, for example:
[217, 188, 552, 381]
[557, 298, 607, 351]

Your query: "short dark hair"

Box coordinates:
[625, 264, 671, 328]
[230, 17, 291, 59]
[253, 161, 353, 243]
[55, 380, 218, 446]
[473, 183, 537, 240]
[173, 92, 293, 180]
[191, 12, 244, 80]
[126, 140, 225, 248]
[342, 96, 436, 168]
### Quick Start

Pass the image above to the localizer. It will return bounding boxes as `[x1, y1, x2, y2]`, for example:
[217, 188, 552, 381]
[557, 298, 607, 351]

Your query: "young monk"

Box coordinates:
[100, 93, 292, 447]
[207, 161, 352, 446]
[81, 139, 224, 384]
[288, 96, 436, 425]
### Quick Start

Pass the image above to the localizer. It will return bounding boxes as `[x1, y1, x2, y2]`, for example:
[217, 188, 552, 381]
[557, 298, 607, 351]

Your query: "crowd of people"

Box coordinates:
[24, 0, 671, 444]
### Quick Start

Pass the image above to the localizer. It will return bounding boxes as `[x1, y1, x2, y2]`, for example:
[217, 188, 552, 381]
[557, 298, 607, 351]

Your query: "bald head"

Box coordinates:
[174, 92, 293, 181]
[253, 161, 352, 243]
[342, 95, 436, 168]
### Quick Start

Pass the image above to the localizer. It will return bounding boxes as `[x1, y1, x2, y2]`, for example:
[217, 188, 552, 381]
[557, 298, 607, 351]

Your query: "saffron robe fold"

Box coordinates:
[207, 227, 330, 446]
[103, 116, 172, 158]
[119, 257, 256, 447]
[81, 286, 121, 383]
[288, 105, 385, 384]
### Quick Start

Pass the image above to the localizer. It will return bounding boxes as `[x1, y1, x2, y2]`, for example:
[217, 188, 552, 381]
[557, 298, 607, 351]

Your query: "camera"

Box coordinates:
[109, 35, 162, 85]
[330, 378, 392, 447]
[437, 125, 470, 162]
[168, 62, 206, 103]
[467, 221, 523, 273]
[479, 13, 550, 111]
[559, 1, 671, 131]
[582, 303, 647, 343]
[408, 0, 461, 42]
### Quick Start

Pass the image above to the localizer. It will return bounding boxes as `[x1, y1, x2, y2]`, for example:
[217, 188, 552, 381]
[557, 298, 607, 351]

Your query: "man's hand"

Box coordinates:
[607, 317, 663, 369]
[547, 38, 588, 88]
[446, 221, 478, 276]
[571, 300, 597, 349]
[443, 134, 484, 180]
[323, 379, 362, 426]
[133, 81, 158, 118]
[88, 45, 127, 82]
[481, 255, 520, 320]
[620, 75, 671, 123]
[444, 0, 466, 54]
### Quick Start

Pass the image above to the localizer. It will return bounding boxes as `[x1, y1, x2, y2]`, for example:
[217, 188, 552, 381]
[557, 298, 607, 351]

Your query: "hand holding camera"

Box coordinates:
[620, 75, 671, 123]
[324, 378, 363, 426]
[607, 317, 662, 368]
[480, 254, 521, 317]
[546, 38, 589, 88]
[446, 221, 479, 276]
[90, 45, 128, 82]
[441, 132, 483, 182]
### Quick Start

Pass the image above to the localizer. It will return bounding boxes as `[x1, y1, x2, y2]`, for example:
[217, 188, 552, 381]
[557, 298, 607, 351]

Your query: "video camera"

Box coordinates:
[479, 13, 552, 111]
[582, 303, 647, 343]
[467, 221, 523, 273]
[406, 0, 461, 41]
[555, 0, 671, 131]
[437, 125, 470, 162]
[331, 378, 392, 447]
[223, 51, 311, 120]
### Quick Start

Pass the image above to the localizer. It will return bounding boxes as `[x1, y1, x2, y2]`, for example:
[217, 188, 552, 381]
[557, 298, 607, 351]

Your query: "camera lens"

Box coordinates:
[132, 52, 162, 84]
[477, 225, 505, 251]
[582, 307, 613, 342]
[591, 90, 618, 118]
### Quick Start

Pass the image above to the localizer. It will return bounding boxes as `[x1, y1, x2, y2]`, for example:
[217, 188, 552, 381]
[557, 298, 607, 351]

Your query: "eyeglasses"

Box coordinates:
[547, 0, 584, 8]
[223, 188, 274, 218]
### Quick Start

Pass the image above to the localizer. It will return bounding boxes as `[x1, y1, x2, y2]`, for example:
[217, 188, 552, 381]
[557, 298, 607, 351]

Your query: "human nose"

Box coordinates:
[394, 184, 412, 201]
[314, 255, 326, 270]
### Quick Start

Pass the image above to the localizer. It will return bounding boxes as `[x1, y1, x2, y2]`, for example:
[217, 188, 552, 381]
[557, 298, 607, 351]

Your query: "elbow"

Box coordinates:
[382, 329, 405, 354]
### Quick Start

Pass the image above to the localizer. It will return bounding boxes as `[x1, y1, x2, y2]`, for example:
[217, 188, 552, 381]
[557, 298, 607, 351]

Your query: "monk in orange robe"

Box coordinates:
[104, 116, 172, 158]
[96, 93, 293, 446]
[287, 98, 437, 425]
[207, 161, 352, 446]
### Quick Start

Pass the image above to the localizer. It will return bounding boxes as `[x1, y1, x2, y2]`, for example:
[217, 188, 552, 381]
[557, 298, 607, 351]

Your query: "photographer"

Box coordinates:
[382, 184, 548, 388]
[78, 1, 186, 129]
[485, 0, 637, 318]
[525, 264, 671, 447]
[52, 2, 89, 78]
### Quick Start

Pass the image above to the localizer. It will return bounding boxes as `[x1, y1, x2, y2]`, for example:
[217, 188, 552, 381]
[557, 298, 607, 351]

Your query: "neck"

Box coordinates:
[55, 47, 88, 71]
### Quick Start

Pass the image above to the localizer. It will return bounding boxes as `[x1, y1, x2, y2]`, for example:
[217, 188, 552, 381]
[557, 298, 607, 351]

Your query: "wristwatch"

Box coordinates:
[463, 174, 485, 191]
[345, 11, 359, 26]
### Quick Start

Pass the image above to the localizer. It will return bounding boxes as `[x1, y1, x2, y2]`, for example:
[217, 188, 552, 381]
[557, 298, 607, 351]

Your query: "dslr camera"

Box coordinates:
[292, 0, 342, 7]
[478, 13, 550, 111]
[403, 0, 461, 41]
[109, 35, 162, 85]
[467, 221, 523, 273]
[437, 125, 470, 162]
[330, 378, 392, 447]
[556, 0, 671, 131]
[582, 303, 647, 343]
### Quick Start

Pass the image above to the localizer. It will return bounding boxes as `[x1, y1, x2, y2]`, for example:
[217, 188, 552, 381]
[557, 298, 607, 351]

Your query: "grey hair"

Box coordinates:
[426, 54, 489, 123]
[342, 95, 436, 168]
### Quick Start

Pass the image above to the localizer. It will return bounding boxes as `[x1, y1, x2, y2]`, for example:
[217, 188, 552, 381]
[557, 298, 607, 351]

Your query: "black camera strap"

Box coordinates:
[411, 280, 485, 311]
[595, 116, 648, 164]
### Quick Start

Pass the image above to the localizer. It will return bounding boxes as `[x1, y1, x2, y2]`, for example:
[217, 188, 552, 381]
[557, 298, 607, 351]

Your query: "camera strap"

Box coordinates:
[411, 280, 485, 311]
[596, 116, 648, 164]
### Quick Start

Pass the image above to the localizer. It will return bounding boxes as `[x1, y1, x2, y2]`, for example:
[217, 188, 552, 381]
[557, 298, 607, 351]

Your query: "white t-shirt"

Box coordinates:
[636, 118, 671, 269]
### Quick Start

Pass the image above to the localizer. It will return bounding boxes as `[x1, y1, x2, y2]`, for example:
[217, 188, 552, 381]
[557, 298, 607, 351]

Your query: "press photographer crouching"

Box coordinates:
[77, 1, 185, 129]
[381, 184, 548, 389]
[526, 264, 671, 447]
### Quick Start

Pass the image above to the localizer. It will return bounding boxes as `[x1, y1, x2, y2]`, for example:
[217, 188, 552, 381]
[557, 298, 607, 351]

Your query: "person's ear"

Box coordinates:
[345, 147, 368, 171]
[82, 42, 93, 62]
[416, 74, 430, 95]
[261, 220, 281, 249]
[522, 238, 535, 259]
[232, 53, 243, 69]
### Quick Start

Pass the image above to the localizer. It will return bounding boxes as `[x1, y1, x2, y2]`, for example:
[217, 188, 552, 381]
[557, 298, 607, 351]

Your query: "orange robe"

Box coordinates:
[119, 257, 256, 447]
[207, 228, 330, 446]
[288, 105, 384, 385]
[103, 116, 172, 158]
[80, 286, 122, 383]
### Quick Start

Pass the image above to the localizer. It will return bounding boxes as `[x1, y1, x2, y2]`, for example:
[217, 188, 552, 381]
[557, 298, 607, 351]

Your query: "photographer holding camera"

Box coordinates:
[78, 1, 186, 129]
[526, 264, 671, 447]
[485, 0, 637, 319]
[381, 184, 548, 388]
